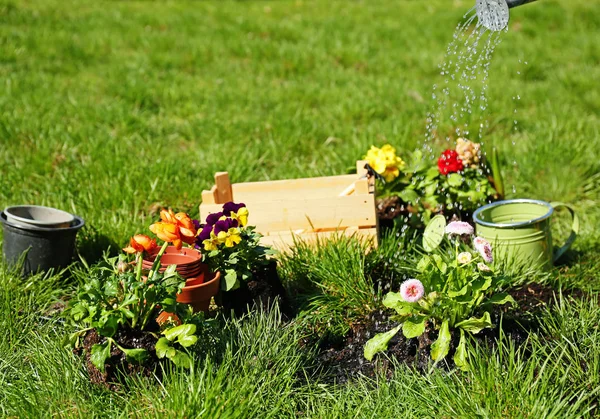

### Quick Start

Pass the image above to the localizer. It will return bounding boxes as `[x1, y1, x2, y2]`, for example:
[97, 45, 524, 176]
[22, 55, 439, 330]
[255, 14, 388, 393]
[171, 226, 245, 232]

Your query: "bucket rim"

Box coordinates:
[473, 199, 553, 229]
[4, 204, 74, 228]
[0, 211, 85, 232]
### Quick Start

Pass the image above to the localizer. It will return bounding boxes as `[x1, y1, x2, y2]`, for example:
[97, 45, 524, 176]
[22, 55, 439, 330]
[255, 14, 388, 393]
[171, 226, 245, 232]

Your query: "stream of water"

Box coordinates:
[423, 7, 508, 161]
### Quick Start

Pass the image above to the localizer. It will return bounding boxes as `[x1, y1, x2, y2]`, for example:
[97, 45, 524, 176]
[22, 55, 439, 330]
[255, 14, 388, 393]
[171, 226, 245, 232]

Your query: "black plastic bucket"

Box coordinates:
[1, 211, 85, 275]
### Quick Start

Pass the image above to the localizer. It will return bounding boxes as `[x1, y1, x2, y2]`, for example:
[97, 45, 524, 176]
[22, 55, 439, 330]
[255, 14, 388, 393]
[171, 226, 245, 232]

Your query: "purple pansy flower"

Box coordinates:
[197, 224, 213, 242]
[206, 212, 223, 226]
[213, 218, 238, 236]
[222, 202, 246, 216]
[192, 219, 201, 230]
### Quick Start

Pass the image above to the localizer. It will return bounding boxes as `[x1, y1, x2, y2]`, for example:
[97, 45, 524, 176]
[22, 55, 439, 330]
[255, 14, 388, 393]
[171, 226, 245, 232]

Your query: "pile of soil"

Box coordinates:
[76, 328, 160, 390]
[315, 284, 556, 384]
[218, 261, 292, 318]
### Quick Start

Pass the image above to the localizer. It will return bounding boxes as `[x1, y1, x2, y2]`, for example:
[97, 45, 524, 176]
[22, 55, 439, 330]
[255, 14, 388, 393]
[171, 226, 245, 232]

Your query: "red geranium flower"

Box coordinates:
[437, 149, 464, 175]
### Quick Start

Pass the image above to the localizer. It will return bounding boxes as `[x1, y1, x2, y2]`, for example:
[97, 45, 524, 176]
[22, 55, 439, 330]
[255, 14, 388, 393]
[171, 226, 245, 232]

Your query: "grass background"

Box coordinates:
[1, 0, 600, 417]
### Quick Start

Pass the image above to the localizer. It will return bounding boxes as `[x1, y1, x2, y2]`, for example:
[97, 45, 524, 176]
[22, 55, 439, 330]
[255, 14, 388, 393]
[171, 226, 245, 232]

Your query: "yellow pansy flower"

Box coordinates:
[217, 228, 242, 248]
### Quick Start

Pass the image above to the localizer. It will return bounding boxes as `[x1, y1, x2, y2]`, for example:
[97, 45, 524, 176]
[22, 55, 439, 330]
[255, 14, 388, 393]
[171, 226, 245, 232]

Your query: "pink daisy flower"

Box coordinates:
[445, 221, 474, 237]
[474, 237, 493, 263]
[400, 279, 425, 303]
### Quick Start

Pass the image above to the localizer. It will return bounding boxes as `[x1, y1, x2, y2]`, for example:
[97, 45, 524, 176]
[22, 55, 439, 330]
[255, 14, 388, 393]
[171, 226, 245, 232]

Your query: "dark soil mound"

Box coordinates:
[219, 261, 292, 318]
[77, 328, 160, 390]
[315, 284, 555, 384]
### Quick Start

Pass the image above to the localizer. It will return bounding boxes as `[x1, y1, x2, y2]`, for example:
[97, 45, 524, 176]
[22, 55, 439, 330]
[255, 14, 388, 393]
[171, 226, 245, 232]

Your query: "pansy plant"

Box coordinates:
[196, 202, 275, 291]
[364, 217, 515, 370]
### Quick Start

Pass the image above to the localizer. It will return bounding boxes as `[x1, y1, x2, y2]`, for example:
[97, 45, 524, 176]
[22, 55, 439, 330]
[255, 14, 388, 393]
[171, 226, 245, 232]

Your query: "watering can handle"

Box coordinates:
[550, 202, 579, 263]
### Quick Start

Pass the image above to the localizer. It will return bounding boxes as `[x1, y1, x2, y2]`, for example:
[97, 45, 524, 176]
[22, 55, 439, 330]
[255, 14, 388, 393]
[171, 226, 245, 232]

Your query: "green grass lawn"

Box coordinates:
[1, 0, 600, 416]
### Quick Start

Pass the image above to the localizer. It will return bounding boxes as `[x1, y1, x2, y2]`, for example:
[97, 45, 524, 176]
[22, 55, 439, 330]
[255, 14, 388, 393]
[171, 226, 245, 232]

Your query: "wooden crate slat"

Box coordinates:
[231, 174, 361, 202]
[259, 227, 378, 251]
[201, 194, 376, 232]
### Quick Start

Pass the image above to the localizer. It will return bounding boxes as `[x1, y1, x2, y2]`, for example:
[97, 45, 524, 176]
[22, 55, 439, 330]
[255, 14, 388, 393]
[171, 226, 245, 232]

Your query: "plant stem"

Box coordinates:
[149, 241, 169, 279]
[136, 253, 143, 282]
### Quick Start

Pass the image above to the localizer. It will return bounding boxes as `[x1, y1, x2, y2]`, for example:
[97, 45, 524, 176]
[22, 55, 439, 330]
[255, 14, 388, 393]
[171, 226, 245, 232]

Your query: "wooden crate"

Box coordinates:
[199, 160, 378, 251]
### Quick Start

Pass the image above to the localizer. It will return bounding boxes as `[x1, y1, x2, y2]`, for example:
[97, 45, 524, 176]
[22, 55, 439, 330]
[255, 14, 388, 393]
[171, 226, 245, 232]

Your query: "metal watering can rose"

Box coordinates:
[473, 199, 578, 270]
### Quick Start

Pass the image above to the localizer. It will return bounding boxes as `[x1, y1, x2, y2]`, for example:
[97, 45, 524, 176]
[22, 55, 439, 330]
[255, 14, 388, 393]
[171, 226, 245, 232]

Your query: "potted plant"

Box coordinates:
[364, 216, 515, 370]
[195, 202, 286, 316]
[65, 231, 210, 387]
[362, 139, 504, 228]
[138, 209, 221, 312]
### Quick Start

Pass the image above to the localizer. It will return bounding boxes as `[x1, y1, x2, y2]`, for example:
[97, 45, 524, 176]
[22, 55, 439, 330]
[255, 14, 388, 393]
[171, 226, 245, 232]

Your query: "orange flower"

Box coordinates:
[160, 209, 178, 224]
[151, 209, 198, 249]
[150, 222, 182, 249]
[123, 234, 157, 254]
[174, 212, 196, 245]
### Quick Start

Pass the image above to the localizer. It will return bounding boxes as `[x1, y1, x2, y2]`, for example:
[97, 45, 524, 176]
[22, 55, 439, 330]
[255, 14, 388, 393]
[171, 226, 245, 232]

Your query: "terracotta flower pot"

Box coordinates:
[177, 270, 221, 313]
[143, 246, 204, 280]
[156, 311, 182, 327]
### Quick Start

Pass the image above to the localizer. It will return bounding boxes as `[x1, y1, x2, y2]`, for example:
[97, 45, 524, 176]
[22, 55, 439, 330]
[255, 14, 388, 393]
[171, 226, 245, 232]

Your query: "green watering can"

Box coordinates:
[473, 199, 579, 270]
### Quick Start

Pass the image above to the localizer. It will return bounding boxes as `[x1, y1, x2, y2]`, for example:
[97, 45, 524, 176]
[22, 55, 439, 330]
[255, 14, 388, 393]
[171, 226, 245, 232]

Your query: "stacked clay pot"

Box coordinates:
[143, 246, 220, 313]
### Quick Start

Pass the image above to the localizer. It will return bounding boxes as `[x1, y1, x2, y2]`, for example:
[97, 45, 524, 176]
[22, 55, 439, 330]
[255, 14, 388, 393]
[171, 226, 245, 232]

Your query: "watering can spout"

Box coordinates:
[476, 0, 540, 32]
[505, 0, 539, 8]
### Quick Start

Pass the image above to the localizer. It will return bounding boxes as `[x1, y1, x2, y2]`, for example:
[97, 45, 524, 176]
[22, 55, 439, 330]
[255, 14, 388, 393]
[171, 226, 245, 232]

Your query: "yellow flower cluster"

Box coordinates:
[364, 144, 405, 182]
[203, 228, 242, 251]
[455, 138, 481, 168]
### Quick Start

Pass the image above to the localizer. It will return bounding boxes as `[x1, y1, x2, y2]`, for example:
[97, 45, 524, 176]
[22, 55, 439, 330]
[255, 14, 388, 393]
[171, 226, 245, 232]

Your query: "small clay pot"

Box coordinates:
[143, 246, 203, 280]
[177, 270, 221, 313]
[155, 311, 182, 327]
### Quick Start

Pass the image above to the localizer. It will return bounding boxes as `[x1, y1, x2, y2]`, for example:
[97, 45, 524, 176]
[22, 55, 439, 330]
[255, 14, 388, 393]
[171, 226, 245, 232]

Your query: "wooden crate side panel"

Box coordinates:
[230, 174, 362, 202]
[260, 227, 378, 251]
[200, 194, 376, 232]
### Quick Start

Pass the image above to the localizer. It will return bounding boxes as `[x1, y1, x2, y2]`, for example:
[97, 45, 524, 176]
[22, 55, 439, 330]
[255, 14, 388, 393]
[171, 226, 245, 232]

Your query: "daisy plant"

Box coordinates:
[196, 202, 274, 292]
[364, 216, 515, 370]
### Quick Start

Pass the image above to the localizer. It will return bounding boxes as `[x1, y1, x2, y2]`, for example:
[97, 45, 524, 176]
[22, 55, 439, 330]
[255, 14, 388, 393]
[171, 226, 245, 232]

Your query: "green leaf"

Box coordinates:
[455, 312, 493, 334]
[471, 277, 493, 293]
[223, 269, 239, 291]
[163, 324, 196, 342]
[69, 304, 88, 322]
[447, 173, 464, 187]
[488, 293, 516, 305]
[426, 166, 440, 181]
[447, 285, 469, 298]
[383, 292, 404, 308]
[103, 280, 119, 297]
[402, 316, 427, 339]
[363, 325, 401, 361]
[416, 257, 430, 272]
[96, 314, 120, 337]
[177, 334, 198, 348]
[423, 215, 446, 253]
[163, 264, 178, 277]
[430, 320, 451, 362]
[119, 308, 135, 319]
[453, 330, 470, 371]
[121, 348, 149, 364]
[170, 351, 193, 368]
[91, 341, 111, 373]
[432, 254, 448, 274]
[155, 337, 176, 359]
[399, 189, 419, 204]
